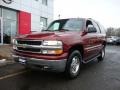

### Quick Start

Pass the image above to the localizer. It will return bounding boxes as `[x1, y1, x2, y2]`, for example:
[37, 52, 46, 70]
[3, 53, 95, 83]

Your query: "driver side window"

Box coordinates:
[86, 20, 95, 33]
[86, 20, 93, 28]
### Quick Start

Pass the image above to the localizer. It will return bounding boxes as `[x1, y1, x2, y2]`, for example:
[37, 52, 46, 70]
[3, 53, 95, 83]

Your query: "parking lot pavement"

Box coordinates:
[0, 45, 120, 90]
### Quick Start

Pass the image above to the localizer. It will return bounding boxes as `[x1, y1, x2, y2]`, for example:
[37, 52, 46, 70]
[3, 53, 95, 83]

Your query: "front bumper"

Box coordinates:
[12, 55, 67, 72]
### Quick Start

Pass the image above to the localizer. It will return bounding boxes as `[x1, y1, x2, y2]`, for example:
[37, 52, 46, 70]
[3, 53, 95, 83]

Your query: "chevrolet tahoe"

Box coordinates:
[12, 18, 106, 78]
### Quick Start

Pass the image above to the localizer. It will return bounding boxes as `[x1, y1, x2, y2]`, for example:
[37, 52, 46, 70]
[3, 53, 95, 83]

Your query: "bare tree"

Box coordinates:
[106, 27, 115, 37]
[115, 28, 120, 37]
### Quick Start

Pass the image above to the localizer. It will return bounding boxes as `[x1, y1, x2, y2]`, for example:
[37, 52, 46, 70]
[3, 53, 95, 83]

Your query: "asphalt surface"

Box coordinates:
[0, 45, 120, 90]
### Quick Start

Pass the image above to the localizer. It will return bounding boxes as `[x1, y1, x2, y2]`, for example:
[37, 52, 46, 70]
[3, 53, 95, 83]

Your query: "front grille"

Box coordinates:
[16, 40, 42, 53]
[17, 40, 42, 45]
[17, 47, 41, 53]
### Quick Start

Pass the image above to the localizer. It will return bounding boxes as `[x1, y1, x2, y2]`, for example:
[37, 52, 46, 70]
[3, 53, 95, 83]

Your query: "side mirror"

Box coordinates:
[87, 25, 97, 33]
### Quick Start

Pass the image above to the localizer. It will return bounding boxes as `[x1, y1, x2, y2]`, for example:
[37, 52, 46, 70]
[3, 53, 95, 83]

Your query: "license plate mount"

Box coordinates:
[19, 58, 26, 64]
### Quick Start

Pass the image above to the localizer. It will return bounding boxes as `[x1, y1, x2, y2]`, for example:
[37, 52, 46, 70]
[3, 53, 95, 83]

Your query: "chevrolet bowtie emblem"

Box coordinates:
[22, 44, 27, 48]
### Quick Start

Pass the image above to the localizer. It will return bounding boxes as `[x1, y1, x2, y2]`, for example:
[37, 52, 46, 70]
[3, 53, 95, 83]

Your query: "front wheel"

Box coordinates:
[65, 50, 82, 79]
[98, 47, 105, 61]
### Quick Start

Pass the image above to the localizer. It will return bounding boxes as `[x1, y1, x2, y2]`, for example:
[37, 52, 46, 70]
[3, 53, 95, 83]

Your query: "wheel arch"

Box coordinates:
[102, 41, 106, 47]
[68, 44, 84, 60]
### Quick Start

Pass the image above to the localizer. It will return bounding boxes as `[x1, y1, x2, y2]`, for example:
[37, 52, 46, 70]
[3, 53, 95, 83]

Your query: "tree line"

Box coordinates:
[106, 27, 120, 37]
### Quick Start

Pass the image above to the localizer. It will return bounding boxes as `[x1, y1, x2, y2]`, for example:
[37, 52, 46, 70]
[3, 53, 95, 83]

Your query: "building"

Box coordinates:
[0, 0, 54, 44]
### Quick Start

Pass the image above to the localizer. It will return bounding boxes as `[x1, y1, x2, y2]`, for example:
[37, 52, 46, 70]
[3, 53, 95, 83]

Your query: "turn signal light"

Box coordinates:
[42, 49, 63, 55]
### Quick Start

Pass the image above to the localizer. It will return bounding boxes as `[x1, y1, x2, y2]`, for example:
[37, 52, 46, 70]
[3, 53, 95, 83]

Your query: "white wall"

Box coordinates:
[0, 0, 54, 32]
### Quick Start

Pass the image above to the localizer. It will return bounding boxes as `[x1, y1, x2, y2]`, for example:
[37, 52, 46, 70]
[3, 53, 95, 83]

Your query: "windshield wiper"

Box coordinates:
[42, 29, 52, 32]
[60, 29, 70, 31]
[42, 29, 70, 32]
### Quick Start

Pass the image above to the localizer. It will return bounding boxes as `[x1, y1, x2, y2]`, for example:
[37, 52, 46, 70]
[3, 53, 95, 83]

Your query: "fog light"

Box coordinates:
[42, 50, 48, 54]
[13, 45, 17, 50]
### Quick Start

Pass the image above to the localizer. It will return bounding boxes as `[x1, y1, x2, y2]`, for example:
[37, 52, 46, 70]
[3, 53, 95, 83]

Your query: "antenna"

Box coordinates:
[58, 14, 60, 19]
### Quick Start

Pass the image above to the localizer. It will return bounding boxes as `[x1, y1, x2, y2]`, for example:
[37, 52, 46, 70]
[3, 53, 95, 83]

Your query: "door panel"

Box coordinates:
[83, 33, 97, 61]
[83, 20, 102, 61]
[92, 21, 103, 55]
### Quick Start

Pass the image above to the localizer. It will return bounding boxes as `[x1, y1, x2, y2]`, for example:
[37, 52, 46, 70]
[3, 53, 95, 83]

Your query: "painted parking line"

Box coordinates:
[0, 70, 28, 80]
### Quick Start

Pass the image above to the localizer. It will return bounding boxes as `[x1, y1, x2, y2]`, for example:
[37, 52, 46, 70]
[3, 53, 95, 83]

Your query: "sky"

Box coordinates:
[54, 0, 120, 28]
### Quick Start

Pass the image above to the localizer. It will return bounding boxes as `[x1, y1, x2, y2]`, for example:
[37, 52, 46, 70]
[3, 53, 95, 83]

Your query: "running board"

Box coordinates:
[82, 54, 101, 64]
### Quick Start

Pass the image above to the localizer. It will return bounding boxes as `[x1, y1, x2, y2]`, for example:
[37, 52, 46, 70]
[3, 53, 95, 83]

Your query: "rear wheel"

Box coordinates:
[98, 47, 105, 61]
[65, 50, 82, 79]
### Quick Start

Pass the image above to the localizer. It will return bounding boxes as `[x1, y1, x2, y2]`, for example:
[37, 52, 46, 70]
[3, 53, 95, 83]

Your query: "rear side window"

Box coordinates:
[92, 21, 101, 33]
[97, 22, 106, 34]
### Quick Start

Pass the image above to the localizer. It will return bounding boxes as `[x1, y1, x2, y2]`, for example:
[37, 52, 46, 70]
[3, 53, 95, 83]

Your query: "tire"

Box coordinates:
[65, 50, 82, 79]
[98, 46, 105, 61]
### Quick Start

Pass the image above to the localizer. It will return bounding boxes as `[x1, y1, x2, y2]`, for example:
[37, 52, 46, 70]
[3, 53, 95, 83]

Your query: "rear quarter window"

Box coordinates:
[97, 22, 106, 34]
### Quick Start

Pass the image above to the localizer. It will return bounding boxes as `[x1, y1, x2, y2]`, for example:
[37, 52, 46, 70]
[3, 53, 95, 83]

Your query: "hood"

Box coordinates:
[16, 31, 82, 40]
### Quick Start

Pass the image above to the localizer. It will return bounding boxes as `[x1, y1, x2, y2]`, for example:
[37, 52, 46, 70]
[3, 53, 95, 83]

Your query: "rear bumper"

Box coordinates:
[12, 55, 67, 72]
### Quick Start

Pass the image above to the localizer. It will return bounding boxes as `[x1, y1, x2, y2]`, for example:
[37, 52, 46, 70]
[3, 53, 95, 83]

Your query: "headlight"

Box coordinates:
[41, 40, 63, 54]
[12, 39, 17, 45]
[12, 39, 17, 50]
[42, 41, 62, 46]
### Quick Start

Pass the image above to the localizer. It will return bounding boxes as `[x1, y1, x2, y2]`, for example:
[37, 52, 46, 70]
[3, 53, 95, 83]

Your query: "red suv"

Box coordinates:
[12, 18, 106, 78]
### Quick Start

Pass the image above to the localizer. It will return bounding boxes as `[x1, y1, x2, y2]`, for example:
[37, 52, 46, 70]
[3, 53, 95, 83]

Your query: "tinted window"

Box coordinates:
[86, 20, 97, 33]
[86, 20, 93, 27]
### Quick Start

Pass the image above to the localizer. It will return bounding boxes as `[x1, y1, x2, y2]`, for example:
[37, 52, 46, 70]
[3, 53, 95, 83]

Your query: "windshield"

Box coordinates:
[45, 19, 84, 32]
